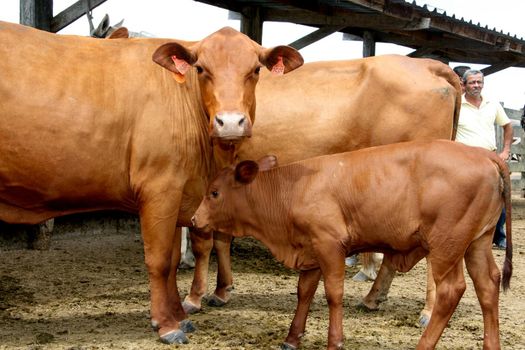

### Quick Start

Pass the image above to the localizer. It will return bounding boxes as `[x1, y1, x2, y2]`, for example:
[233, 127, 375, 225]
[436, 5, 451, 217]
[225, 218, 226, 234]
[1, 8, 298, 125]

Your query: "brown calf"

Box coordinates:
[192, 140, 512, 350]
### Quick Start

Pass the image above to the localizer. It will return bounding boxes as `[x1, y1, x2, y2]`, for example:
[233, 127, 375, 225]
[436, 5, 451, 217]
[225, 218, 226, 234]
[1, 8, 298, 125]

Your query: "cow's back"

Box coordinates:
[241, 55, 460, 164]
[0, 21, 210, 224]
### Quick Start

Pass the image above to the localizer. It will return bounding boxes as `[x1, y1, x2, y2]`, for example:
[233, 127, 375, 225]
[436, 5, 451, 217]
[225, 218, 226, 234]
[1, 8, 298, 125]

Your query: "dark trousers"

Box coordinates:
[493, 207, 506, 245]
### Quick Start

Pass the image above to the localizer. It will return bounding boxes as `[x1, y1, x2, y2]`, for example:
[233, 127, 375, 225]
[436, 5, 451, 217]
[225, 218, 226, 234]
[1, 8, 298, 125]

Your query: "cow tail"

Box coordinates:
[449, 73, 462, 141]
[499, 159, 513, 292]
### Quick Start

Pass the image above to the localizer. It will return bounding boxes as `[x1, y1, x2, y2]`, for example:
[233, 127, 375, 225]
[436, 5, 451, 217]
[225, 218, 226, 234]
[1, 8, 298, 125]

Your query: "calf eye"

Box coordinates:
[196, 66, 204, 74]
[211, 191, 219, 198]
[254, 66, 261, 75]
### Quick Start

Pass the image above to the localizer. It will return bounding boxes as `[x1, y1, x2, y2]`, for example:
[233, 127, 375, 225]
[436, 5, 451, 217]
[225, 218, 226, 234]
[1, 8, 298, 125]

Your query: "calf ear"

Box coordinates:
[257, 155, 278, 171]
[235, 160, 259, 184]
[260, 46, 304, 75]
[152, 42, 197, 83]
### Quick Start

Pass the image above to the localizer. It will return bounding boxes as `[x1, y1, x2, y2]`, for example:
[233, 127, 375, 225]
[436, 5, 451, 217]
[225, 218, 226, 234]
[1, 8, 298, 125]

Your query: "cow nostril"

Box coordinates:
[215, 117, 224, 127]
[238, 117, 245, 127]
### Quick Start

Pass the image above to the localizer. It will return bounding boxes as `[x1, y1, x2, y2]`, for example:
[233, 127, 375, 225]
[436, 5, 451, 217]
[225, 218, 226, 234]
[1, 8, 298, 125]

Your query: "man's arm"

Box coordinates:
[498, 122, 513, 161]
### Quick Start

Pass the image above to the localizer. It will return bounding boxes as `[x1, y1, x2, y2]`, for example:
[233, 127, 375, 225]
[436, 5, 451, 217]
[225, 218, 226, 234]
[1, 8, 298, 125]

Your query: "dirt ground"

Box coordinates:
[0, 220, 523, 350]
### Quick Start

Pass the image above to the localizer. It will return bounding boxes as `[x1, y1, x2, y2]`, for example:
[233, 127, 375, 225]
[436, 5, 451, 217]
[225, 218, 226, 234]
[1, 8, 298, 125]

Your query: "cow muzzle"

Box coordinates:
[211, 112, 252, 140]
[191, 214, 210, 232]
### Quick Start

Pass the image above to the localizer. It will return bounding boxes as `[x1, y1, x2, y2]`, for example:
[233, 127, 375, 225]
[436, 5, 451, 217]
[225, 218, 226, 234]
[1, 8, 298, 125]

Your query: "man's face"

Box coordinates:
[464, 73, 484, 98]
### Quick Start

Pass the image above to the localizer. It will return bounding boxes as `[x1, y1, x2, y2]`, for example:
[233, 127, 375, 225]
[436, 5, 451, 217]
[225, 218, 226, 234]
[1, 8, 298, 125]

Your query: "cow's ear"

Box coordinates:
[152, 42, 197, 83]
[257, 155, 278, 171]
[260, 45, 304, 75]
[107, 27, 129, 39]
[235, 160, 259, 184]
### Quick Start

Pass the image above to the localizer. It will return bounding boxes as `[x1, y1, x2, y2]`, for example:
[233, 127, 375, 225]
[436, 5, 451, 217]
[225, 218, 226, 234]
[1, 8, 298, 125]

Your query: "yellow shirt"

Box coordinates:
[456, 95, 510, 151]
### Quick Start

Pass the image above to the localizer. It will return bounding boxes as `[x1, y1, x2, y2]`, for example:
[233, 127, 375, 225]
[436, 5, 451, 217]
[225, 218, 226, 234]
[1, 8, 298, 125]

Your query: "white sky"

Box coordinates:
[1, 0, 524, 109]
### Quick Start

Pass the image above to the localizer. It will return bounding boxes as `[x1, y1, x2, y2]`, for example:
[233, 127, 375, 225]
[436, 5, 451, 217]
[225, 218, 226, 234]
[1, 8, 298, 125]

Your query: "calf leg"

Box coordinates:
[183, 227, 213, 313]
[283, 268, 322, 349]
[464, 232, 501, 349]
[417, 258, 466, 349]
[419, 259, 435, 327]
[209, 231, 234, 306]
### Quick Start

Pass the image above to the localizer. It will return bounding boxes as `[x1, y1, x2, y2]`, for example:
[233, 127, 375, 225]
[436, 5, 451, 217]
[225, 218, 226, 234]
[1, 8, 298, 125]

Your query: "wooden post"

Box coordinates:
[363, 30, 375, 57]
[240, 6, 263, 44]
[20, 0, 53, 31]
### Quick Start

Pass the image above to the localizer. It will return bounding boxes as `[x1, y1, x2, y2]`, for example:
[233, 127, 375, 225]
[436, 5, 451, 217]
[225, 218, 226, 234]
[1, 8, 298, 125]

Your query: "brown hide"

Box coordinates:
[193, 140, 512, 350]
[0, 21, 302, 344]
[187, 54, 462, 310]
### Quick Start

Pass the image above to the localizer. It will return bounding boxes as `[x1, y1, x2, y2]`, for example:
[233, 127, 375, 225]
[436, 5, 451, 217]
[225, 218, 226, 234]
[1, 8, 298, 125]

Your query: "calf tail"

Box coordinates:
[499, 160, 513, 291]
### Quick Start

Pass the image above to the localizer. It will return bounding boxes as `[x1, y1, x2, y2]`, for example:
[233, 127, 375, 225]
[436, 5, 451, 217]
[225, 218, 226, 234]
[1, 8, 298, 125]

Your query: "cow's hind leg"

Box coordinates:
[359, 253, 396, 311]
[283, 268, 322, 350]
[464, 231, 501, 349]
[418, 259, 435, 327]
[417, 257, 466, 349]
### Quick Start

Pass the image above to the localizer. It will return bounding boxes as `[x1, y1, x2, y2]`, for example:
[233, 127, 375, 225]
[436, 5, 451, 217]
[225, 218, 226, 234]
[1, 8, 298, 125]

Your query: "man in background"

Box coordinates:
[456, 69, 513, 249]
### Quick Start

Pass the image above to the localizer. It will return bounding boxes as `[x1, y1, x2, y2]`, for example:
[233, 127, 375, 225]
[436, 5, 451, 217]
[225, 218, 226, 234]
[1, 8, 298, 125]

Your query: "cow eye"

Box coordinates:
[196, 66, 204, 74]
[254, 66, 261, 75]
[211, 191, 219, 198]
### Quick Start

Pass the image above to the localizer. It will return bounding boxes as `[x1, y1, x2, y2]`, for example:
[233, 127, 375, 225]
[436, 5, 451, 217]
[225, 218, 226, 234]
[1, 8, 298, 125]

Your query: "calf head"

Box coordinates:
[152, 27, 303, 145]
[192, 155, 277, 233]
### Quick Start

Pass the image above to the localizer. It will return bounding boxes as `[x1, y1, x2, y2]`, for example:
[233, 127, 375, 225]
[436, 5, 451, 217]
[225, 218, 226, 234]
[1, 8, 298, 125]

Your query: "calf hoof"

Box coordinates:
[160, 330, 188, 344]
[182, 299, 202, 314]
[151, 320, 159, 331]
[180, 319, 197, 333]
[207, 293, 227, 307]
[418, 314, 430, 328]
[356, 301, 379, 312]
[281, 342, 297, 350]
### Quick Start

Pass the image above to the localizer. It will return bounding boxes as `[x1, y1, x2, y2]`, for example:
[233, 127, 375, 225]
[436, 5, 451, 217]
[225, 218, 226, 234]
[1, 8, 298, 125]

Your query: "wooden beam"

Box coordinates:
[288, 25, 346, 50]
[240, 6, 263, 44]
[407, 47, 435, 58]
[51, 0, 108, 33]
[362, 31, 375, 57]
[20, 0, 53, 31]
[482, 62, 520, 76]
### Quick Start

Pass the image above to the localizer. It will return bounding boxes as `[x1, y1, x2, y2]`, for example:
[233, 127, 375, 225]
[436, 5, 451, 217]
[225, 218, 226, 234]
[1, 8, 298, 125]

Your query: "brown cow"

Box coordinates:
[0, 21, 302, 344]
[184, 55, 462, 325]
[192, 140, 513, 350]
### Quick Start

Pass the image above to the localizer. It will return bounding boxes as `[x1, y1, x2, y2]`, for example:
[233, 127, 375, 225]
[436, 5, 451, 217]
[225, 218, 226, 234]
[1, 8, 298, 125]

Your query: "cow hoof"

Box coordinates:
[356, 302, 378, 312]
[160, 330, 188, 344]
[352, 270, 374, 282]
[180, 319, 197, 333]
[182, 300, 202, 314]
[280, 342, 297, 350]
[151, 320, 159, 331]
[207, 294, 227, 307]
[418, 314, 430, 328]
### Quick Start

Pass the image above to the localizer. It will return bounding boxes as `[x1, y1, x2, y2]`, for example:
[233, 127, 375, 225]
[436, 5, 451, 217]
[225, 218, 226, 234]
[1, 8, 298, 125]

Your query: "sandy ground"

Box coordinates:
[0, 220, 523, 350]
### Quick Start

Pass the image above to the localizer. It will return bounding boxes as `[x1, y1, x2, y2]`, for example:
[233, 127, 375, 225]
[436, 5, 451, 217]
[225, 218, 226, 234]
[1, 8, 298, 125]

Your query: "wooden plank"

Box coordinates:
[363, 30, 375, 57]
[20, 0, 53, 31]
[240, 6, 263, 44]
[51, 0, 108, 33]
[482, 62, 521, 76]
[288, 25, 346, 50]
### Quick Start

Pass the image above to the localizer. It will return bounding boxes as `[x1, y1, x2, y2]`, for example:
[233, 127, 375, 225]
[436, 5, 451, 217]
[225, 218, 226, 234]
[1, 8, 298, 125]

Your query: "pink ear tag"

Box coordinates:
[171, 55, 191, 75]
[271, 56, 285, 75]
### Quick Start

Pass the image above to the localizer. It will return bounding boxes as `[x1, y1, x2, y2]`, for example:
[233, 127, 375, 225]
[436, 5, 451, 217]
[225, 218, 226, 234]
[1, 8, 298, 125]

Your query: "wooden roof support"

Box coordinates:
[363, 30, 375, 57]
[240, 6, 263, 44]
[20, 0, 53, 31]
[288, 25, 346, 50]
[482, 62, 521, 76]
[19, 0, 108, 33]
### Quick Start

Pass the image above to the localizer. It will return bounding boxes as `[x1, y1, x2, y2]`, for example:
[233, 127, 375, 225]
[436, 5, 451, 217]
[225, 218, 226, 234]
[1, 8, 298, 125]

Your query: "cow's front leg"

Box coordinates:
[282, 268, 322, 350]
[140, 191, 189, 344]
[209, 231, 234, 306]
[184, 227, 214, 314]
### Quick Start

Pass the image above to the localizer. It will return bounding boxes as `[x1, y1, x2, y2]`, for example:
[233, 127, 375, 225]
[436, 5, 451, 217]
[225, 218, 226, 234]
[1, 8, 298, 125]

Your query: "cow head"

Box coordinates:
[192, 155, 277, 234]
[152, 27, 303, 145]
